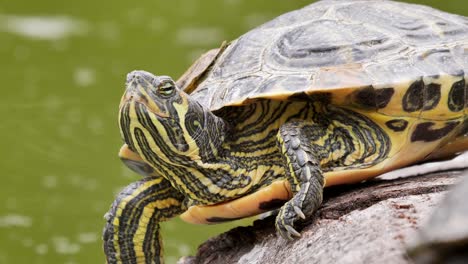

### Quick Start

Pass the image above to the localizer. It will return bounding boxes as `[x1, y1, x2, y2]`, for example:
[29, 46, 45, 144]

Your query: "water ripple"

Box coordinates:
[0, 15, 88, 40]
[0, 214, 32, 228]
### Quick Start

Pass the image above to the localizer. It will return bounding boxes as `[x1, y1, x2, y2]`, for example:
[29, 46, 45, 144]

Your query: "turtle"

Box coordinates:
[407, 170, 468, 263]
[103, 0, 468, 263]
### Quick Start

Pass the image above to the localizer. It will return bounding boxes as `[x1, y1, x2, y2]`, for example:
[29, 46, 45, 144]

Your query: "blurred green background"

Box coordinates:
[1, 0, 467, 263]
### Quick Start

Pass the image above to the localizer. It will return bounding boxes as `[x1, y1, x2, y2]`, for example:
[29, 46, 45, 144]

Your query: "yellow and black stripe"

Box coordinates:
[103, 177, 185, 264]
[104, 70, 467, 263]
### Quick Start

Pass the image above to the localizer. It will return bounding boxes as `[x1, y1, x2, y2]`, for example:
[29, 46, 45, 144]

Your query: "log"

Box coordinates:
[178, 166, 468, 264]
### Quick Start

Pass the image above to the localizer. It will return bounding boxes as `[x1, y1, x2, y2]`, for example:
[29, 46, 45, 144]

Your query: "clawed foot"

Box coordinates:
[275, 201, 306, 240]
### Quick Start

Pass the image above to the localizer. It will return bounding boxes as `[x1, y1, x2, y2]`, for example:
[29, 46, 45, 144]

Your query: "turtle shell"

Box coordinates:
[185, 0, 468, 114]
[177, 0, 468, 226]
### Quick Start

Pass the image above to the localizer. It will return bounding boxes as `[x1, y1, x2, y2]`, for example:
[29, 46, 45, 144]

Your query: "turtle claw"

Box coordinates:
[277, 221, 302, 241]
[293, 205, 306, 220]
[275, 202, 304, 240]
[285, 225, 301, 238]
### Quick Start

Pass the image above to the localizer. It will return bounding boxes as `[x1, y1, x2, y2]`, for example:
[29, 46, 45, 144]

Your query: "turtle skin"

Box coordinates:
[103, 1, 468, 263]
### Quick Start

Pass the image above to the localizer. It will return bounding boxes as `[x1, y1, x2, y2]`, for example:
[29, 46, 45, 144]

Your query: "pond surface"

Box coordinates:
[1, 0, 467, 263]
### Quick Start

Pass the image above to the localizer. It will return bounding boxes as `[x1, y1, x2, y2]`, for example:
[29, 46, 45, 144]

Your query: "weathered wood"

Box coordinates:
[178, 169, 468, 264]
[407, 173, 468, 264]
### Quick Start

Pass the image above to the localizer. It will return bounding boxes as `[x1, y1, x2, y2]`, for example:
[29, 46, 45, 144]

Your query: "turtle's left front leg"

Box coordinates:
[103, 177, 186, 264]
[276, 120, 325, 239]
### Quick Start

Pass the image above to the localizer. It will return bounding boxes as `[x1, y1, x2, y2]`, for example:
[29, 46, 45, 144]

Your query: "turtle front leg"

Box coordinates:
[276, 120, 325, 240]
[103, 177, 186, 264]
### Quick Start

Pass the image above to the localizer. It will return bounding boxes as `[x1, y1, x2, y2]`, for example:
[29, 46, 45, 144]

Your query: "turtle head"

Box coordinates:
[119, 70, 226, 166]
[121, 70, 183, 118]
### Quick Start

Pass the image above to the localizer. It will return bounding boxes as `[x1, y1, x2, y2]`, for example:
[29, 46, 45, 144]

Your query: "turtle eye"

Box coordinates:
[158, 80, 175, 97]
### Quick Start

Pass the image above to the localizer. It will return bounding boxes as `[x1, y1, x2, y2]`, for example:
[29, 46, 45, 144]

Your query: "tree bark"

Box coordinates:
[178, 168, 468, 264]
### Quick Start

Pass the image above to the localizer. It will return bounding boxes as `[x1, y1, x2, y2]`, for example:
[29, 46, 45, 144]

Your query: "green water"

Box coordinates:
[1, 0, 467, 263]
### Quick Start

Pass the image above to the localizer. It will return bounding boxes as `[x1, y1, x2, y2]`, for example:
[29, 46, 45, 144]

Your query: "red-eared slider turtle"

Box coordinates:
[407, 170, 468, 264]
[103, 0, 468, 263]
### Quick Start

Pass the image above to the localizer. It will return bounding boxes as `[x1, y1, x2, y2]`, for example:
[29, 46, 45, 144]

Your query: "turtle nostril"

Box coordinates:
[126, 72, 137, 84]
[125, 71, 159, 92]
[137, 71, 155, 81]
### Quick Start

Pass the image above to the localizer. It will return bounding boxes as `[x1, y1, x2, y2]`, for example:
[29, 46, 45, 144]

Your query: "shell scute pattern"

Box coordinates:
[211, 33, 266, 79]
[266, 20, 396, 69]
[415, 49, 464, 77]
[337, 3, 468, 44]
[452, 44, 468, 70]
[190, 0, 468, 114]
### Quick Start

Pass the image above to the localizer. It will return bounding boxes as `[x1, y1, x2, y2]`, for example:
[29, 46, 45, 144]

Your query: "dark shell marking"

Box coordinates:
[376, 88, 396, 108]
[423, 83, 441, 110]
[448, 79, 466, 112]
[351, 87, 395, 109]
[385, 119, 409, 132]
[411, 121, 460, 142]
[258, 199, 288, 211]
[402, 80, 441, 112]
[289, 92, 332, 104]
[402, 80, 424, 112]
[205, 216, 243, 223]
